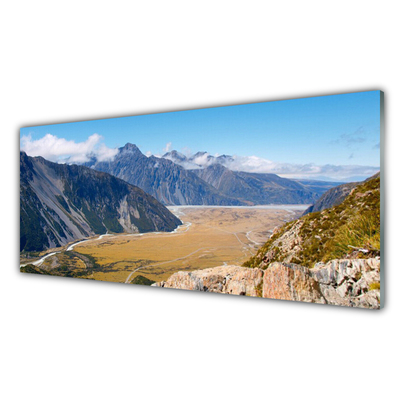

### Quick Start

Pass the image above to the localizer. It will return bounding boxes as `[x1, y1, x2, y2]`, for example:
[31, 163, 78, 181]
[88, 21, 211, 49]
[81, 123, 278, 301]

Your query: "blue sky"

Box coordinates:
[20, 91, 381, 180]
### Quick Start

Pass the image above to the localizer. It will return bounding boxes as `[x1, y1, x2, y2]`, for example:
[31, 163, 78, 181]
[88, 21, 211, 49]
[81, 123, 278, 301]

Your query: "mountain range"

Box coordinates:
[85, 143, 245, 206]
[85, 143, 341, 206]
[20, 151, 181, 252]
[163, 150, 236, 170]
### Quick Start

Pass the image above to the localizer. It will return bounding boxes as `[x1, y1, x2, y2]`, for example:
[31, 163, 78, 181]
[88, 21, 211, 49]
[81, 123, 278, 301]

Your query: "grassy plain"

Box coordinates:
[29, 206, 304, 284]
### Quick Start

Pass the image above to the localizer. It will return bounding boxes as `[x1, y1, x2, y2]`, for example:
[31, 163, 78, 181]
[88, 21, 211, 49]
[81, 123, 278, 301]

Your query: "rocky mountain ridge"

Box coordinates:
[85, 144, 246, 206]
[20, 152, 181, 252]
[86, 143, 338, 206]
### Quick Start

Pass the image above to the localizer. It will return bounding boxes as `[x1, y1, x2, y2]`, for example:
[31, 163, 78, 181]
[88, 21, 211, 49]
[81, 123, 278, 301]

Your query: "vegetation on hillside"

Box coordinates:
[243, 175, 380, 269]
[131, 275, 156, 286]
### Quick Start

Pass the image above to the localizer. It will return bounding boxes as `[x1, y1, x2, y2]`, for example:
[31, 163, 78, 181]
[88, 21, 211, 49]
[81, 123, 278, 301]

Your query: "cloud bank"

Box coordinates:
[20, 133, 118, 163]
[218, 155, 378, 180]
[165, 150, 380, 181]
[20, 135, 379, 181]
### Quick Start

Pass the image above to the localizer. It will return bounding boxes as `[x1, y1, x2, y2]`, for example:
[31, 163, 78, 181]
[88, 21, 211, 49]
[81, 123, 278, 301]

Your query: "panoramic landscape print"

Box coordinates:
[20, 91, 382, 309]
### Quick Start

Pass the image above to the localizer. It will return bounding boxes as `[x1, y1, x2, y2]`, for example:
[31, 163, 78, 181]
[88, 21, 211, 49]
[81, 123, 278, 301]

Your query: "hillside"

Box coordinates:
[20, 152, 181, 252]
[303, 172, 380, 215]
[243, 174, 380, 269]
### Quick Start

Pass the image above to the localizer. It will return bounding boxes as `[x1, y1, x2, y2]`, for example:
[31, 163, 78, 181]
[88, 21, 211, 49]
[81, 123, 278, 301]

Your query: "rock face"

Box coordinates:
[153, 258, 381, 309]
[20, 152, 182, 252]
[262, 262, 325, 304]
[311, 258, 381, 308]
[155, 266, 264, 297]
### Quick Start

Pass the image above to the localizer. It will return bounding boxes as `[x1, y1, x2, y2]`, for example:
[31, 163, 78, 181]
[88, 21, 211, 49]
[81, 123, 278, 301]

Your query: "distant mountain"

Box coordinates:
[303, 173, 380, 215]
[86, 144, 341, 206]
[303, 182, 359, 215]
[294, 179, 344, 198]
[163, 149, 344, 204]
[85, 144, 246, 206]
[162, 150, 235, 170]
[192, 164, 323, 204]
[163, 150, 188, 164]
[20, 152, 181, 252]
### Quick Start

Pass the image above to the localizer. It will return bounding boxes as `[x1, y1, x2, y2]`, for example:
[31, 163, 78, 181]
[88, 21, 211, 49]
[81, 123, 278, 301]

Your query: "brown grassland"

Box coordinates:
[27, 207, 303, 284]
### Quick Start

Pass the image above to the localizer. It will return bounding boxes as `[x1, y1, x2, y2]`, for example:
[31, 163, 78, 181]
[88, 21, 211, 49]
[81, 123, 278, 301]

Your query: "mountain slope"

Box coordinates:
[86, 143, 246, 206]
[294, 179, 344, 198]
[303, 173, 380, 215]
[303, 181, 359, 214]
[192, 163, 321, 204]
[20, 152, 181, 252]
[243, 174, 380, 269]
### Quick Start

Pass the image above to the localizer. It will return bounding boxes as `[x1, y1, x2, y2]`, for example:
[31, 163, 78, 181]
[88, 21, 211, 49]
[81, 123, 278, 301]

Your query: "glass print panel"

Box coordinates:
[19, 91, 382, 309]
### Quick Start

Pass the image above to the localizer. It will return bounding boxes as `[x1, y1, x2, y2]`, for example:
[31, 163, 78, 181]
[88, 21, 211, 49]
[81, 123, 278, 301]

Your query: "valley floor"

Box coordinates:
[20, 205, 308, 284]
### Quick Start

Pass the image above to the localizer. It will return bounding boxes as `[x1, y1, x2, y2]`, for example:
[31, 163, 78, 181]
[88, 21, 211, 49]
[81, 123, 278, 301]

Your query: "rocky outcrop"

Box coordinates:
[262, 262, 325, 304]
[153, 258, 381, 309]
[154, 266, 264, 297]
[311, 258, 381, 308]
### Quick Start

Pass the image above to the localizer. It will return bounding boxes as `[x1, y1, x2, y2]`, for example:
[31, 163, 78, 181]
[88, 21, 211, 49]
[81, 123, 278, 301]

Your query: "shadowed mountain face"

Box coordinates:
[20, 152, 181, 252]
[85, 144, 246, 206]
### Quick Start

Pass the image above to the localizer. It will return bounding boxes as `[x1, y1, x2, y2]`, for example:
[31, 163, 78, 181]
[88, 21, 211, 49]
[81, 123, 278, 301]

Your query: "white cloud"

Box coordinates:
[163, 142, 172, 153]
[95, 143, 119, 162]
[221, 155, 379, 180]
[190, 153, 211, 167]
[20, 133, 118, 164]
[164, 150, 379, 181]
